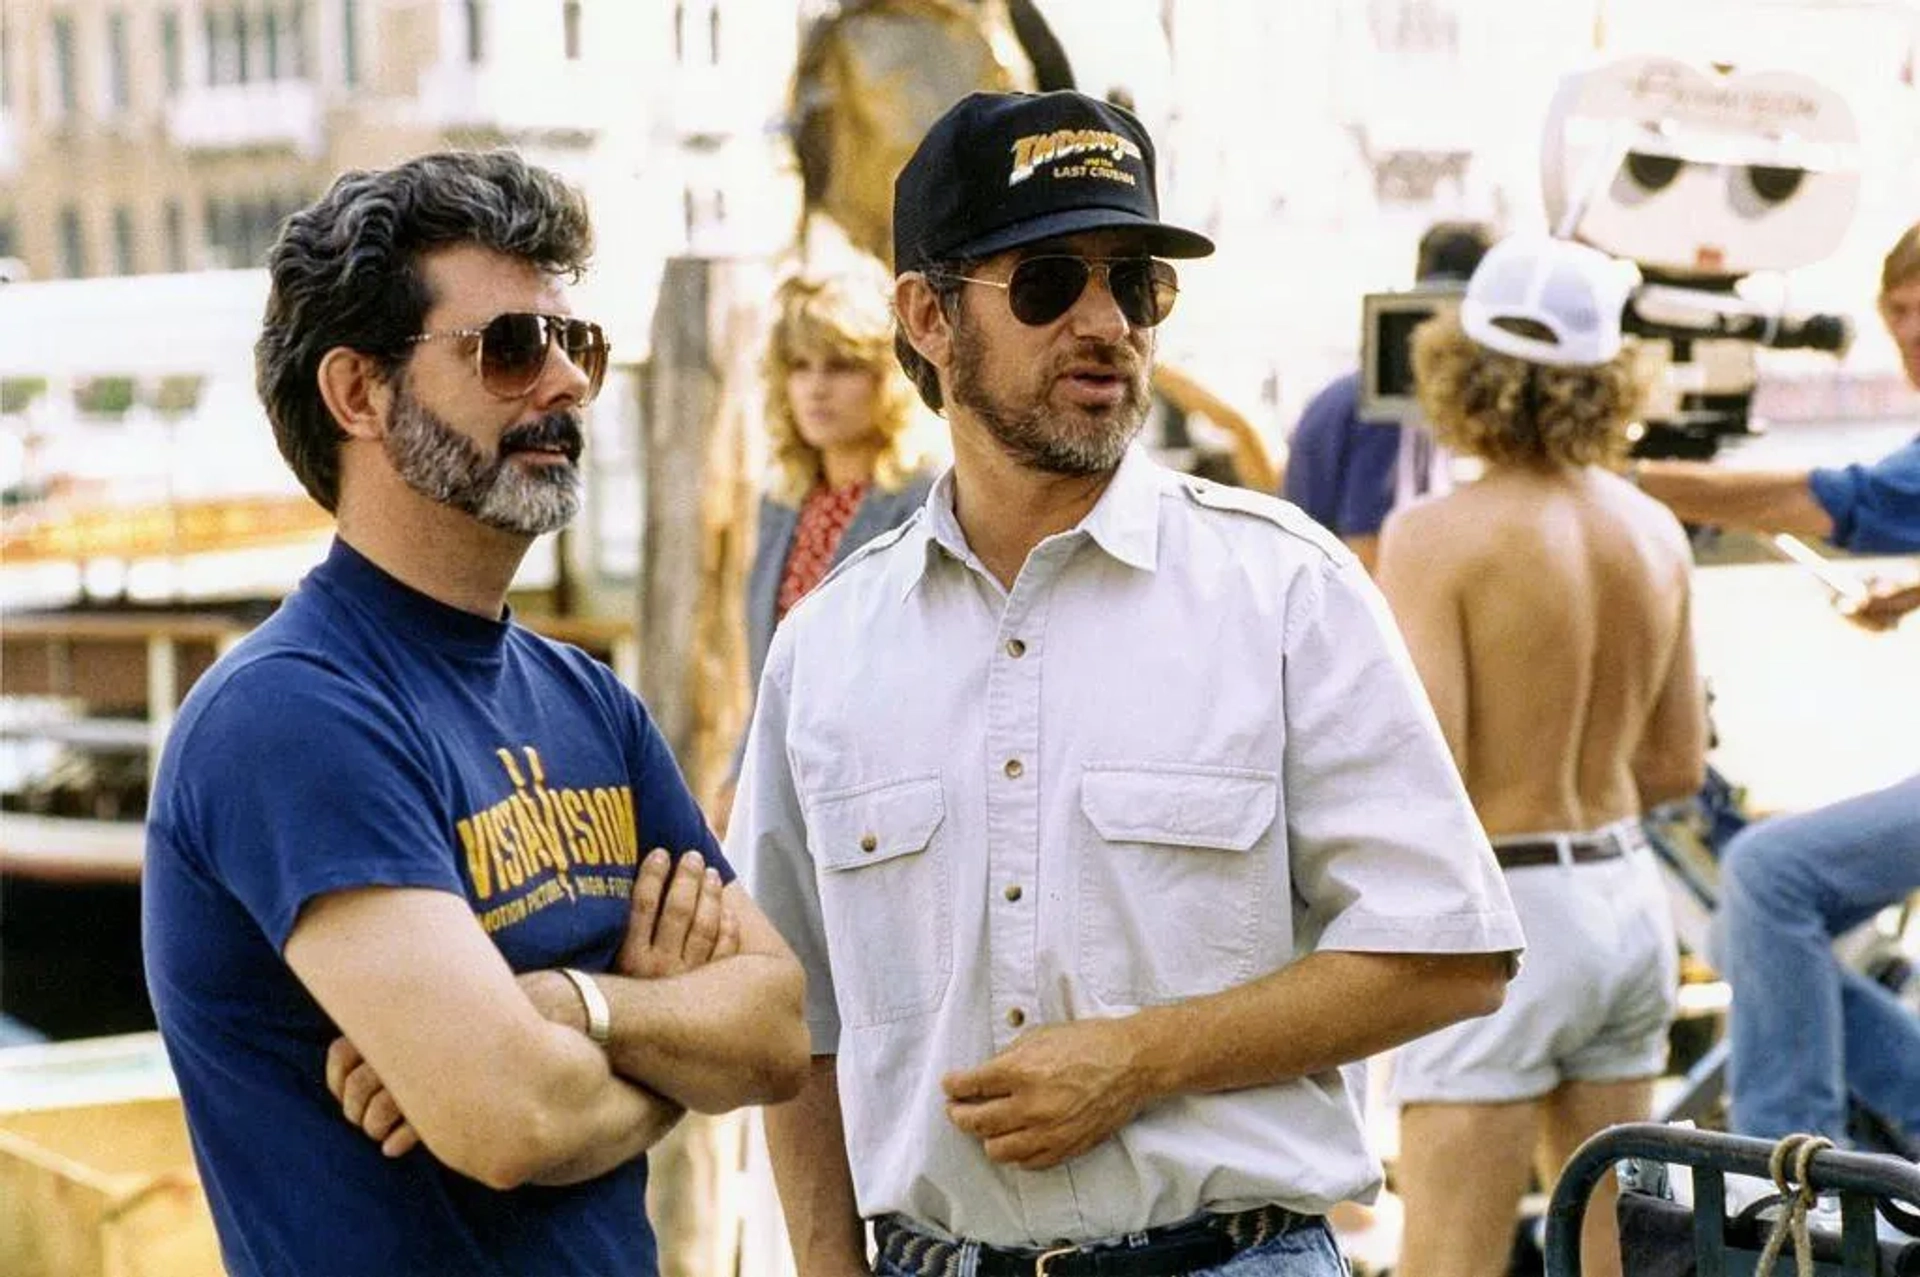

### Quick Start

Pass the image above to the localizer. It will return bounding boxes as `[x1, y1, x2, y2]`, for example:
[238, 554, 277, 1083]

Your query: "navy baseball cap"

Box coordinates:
[892, 90, 1215, 274]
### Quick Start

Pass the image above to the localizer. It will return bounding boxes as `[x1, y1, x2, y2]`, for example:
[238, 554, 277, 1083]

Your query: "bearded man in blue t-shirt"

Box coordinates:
[142, 150, 809, 1276]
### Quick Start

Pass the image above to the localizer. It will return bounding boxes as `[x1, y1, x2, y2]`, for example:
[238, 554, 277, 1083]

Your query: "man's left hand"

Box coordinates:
[617, 849, 738, 980]
[941, 1018, 1153, 1170]
[1841, 576, 1920, 632]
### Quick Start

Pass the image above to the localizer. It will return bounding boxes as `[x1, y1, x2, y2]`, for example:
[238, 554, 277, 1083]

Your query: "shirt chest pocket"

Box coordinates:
[807, 775, 951, 1027]
[1077, 764, 1279, 1006]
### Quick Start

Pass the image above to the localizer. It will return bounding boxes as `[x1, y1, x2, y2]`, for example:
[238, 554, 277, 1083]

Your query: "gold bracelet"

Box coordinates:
[558, 968, 611, 1047]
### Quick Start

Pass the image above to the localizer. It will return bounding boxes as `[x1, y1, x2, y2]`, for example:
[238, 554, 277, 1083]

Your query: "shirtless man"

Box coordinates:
[1377, 236, 1708, 1277]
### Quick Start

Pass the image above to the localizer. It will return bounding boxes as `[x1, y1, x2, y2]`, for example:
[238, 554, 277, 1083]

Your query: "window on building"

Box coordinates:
[341, 0, 359, 86]
[243, 200, 282, 267]
[205, 10, 223, 85]
[287, 1, 307, 77]
[669, 1, 717, 65]
[233, 5, 251, 84]
[0, 216, 17, 260]
[203, 195, 223, 262]
[108, 11, 131, 111]
[58, 206, 86, 278]
[264, 8, 280, 79]
[1, 9, 14, 113]
[202, 197, 289, 270]
[161, 11, 183, 93]
[52, 13, 78, 114]
[164, 200, 185, 271]
[112, 207, 135, 275]
[265, 202, 286, 259]
[563, 0, 581, 60]
[464, 0, 485, 64]
[682, 186, 723, 243]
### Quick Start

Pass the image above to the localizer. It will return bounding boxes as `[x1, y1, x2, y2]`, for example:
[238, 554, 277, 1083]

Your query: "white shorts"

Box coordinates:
[1391, 820, 1678, 1104]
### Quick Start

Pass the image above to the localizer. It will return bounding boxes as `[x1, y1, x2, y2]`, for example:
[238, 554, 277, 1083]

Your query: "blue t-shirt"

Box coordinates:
[1809, 433, 1920, 554]
[144, 539, 727, 1277]
[1279, 371, 1405, 537]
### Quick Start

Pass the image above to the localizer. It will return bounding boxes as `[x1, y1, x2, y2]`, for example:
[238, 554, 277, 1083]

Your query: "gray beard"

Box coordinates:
[948, 318, 1150, 476]
[385, 387, 581, 537]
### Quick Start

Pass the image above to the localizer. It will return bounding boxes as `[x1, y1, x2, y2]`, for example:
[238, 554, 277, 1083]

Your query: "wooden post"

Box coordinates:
[637, 256, 715, 754]
[636, 254, 765, 1277]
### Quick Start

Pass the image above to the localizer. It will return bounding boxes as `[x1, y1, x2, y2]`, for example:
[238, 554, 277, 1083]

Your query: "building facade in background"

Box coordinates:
[0, 0, 805, 609]
[0, 0, 802, 286]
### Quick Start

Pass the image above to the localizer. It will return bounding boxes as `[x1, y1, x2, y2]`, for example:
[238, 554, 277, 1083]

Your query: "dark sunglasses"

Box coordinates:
[943, 255, 1180, 328]
[407, 311, 610, 403]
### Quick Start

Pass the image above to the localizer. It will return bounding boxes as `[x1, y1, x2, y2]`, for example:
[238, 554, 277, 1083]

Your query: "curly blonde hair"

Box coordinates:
[1412, 310, 1646, 469]
[760, 271, 925, 506]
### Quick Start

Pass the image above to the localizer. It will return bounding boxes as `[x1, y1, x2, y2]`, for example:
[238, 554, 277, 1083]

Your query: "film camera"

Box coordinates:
[1359, 57, 1861, 457]
[1358, 283, 1464, 424]
[1543, 54, 1860, 459]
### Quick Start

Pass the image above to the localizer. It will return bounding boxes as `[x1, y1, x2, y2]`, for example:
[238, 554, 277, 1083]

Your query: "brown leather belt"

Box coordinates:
[1493, 827, 1633, 871]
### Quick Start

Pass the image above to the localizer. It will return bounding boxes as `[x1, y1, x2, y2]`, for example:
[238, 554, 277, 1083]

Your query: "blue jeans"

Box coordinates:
[1196, 1218, 1347, 1275]
[873, 1219, 1347, 1276]
[1720, 773, 1920, 1142]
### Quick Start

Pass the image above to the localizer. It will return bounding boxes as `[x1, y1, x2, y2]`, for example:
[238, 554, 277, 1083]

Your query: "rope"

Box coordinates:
[1753, 1132, 1836, 1277]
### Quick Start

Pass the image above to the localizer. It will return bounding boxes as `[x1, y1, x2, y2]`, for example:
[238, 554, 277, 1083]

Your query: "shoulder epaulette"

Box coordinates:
[1177, 476, 1348, 561]
[810, 508, 925, 594]
[1178, 475, 1293, 523]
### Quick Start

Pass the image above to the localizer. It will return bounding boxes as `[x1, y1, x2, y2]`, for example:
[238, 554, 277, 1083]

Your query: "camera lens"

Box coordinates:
[1744, 165, 1805, 205]
[1624, 152, 1684, 193]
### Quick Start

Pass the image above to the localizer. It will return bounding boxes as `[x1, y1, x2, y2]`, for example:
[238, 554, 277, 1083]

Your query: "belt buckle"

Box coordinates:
[1033, 1244, 1079, 1276]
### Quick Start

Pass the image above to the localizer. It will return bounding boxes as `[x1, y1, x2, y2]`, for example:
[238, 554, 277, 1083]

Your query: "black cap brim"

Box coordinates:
[943, 207, 1215, 263]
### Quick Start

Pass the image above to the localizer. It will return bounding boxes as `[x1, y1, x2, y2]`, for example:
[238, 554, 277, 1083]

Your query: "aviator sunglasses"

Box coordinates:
[940, 255, 1180, 329]
[407, 312, 611, 403]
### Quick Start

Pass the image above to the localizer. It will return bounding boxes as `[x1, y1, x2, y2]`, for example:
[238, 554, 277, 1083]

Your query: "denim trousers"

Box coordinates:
[872, 1218, 1348, 1277]
[1719, 772, 1920, 1141]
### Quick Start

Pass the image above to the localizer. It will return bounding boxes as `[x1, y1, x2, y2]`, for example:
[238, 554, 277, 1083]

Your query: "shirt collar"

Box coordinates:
[900, 444, 1163, 598]
[1077, 443, 1163, 573]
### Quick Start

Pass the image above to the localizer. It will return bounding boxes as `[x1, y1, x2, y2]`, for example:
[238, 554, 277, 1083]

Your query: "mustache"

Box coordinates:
[499, 412, 585, 463]
[1055, 341, 1143, 379]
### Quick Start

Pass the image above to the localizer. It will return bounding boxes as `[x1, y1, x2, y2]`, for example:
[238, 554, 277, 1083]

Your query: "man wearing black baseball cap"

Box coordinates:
[740, 90, 1521, 1277]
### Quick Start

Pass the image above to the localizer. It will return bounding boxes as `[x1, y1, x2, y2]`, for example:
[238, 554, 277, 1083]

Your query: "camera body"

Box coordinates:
[1357, 283, 1463, 424]
[1542, 54, 1862, 458]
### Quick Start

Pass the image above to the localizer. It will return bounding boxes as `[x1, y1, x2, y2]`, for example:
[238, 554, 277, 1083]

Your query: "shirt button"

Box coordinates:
[1005, 638, 1026, 658]
[1006, 1007, 1026, 1028]
[859, 833, 878, 853]
[1003, 883, 1023, 902]
[1003, 758, 1024, 779]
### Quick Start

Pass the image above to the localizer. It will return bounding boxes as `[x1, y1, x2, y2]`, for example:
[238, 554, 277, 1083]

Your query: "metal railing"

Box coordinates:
[1546, 1123, 1920, 1276]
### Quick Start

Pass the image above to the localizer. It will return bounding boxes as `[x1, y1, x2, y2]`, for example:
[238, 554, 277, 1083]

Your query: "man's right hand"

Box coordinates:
[616, 849, 740, 979]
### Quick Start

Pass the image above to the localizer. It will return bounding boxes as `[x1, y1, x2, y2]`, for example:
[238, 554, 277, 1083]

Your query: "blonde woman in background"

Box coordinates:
[714, 270, 938, 832]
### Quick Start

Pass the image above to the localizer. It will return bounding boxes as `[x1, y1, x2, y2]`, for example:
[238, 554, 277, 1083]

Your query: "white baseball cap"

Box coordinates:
[1460, 235, 1642, 368]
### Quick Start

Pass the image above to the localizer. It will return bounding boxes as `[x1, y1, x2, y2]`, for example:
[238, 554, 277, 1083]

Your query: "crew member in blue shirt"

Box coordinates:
[1635, 220, 1920, 1149]
[1281, 222, 1493, 572]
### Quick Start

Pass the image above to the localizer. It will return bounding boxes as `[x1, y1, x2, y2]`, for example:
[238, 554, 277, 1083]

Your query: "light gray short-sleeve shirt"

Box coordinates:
[733, 445, 1522, 1247]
